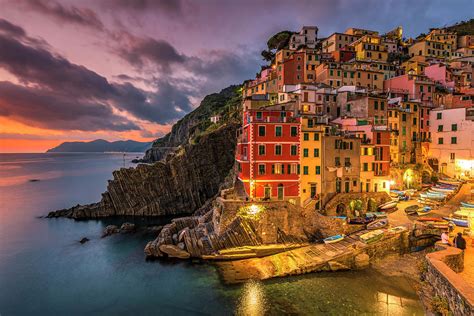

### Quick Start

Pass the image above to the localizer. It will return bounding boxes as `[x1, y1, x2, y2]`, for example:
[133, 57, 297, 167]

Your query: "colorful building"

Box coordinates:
[236, 108, 301, 201]
[428, 107, 474, 179]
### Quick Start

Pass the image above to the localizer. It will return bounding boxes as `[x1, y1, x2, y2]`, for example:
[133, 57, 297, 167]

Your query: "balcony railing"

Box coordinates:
[249, 116, 299, 123]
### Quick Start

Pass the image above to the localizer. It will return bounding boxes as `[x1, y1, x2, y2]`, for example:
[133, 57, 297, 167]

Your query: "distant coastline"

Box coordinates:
[46, 139, 152, 153]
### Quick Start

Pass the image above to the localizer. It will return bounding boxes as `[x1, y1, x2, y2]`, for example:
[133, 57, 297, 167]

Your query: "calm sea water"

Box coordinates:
[0, 153, 425, 315]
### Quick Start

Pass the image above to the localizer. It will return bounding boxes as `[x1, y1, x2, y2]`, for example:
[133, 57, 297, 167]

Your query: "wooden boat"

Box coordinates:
[383, 206, 398, 213]
[459, 207, 474, 212]
[415, 217, 444, 222]
[387, 226, 407, 234]
[359, 229, 384, 244]
[324, 234, 345, 244]
[420, 193, 445, 201]
[431, 187, 455, 193]
[367, 219, 388, 230]
[365, 212, 387, 219]
[404, 205, 419, 215]
[438, 179, 462, 185]
[424, 221, 450, 229]
[378, 200, 398, 210]
[461, 202, 474, 208]
[348, 216, 375, 225]
[417, 207, 432, 216]
[443, 216, 469, 227]
[427, 191, 446, 197]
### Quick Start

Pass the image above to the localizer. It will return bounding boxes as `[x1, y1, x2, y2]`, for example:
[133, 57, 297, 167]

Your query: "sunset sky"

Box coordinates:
[0, 0, 472, 153]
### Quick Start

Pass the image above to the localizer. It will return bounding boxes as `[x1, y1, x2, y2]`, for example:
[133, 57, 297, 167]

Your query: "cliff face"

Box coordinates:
[48, 123, 239, 218]
[143, 85, 241, 162]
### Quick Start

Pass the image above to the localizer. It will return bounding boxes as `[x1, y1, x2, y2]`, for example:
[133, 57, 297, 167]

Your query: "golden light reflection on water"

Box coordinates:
[236, 280, 267, 316]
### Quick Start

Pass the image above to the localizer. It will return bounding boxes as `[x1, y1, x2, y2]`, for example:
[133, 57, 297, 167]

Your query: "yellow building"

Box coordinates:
[299, 117, 325, 209]
[351, 35, 388, 62]
[426, 29, 457, 50]
[388, 101, 422, 164]
[408, 40, 452, 59]
[402, 57, 429, 75]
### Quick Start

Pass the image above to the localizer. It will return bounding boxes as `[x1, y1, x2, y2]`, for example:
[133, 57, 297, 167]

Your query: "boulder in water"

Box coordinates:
[102, 225, 120, 238]
[120, 222, 136, 233]
[159, 244, 190, 259]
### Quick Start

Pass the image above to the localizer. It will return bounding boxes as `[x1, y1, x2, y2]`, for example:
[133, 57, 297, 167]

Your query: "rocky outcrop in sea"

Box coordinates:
[47, 123, 239, 219]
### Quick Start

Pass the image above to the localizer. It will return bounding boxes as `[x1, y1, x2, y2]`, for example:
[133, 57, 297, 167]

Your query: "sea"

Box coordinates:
[0, 153, 425, 315]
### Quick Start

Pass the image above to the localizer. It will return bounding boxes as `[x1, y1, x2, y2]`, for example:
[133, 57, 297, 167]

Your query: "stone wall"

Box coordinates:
[323, 192, 391, 216]
[424, 242, 474, 315]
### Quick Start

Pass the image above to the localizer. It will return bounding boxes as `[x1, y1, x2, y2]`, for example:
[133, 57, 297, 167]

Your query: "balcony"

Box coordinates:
[374, 171, 389, 177]
[249, 116, 299, 123]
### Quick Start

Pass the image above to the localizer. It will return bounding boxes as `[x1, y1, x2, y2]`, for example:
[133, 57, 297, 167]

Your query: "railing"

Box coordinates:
[249, 116, 299, 123]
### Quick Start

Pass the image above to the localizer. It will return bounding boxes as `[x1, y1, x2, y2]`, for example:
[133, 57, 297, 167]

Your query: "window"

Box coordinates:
[291, 126, 298, 137]
[451, 137, 457, 144]
[413, 118, 417, 125]
[256, 112, 262, 120]
[275, 145, 282, 155]
[335, 157, 341, 166]
[402, 114, 406, 122]
[307, 119, 313, 128]
[438, 125, 443, 132]
[303, 133, 309, 141]
[303, 148, 309, 157]
[290, 145, 297, 156]
[450, 153, 455, 161]
[258, 145, 265, 155]
[314, 148, 320, 157]
[346, 103, 351, 112]
[438, 137, 444, 144]
[314, 133, 320, 141]
[258, 164, 265, 175]
[380, 101, 384, 110]
[344, 157, 351, 167]
[316, 166, 321, 175]
[303, 166, 309, 175]
[374, 101, 378, 110]
[275, 126, 282, 137]
[437, 113, 442, 120]
[258, 126, 265, 136]
[452, 124, 457, 131]
[363, 163, 369, 171]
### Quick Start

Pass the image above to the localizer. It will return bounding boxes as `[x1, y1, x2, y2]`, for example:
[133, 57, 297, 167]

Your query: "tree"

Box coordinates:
[260, 30, 294, 62]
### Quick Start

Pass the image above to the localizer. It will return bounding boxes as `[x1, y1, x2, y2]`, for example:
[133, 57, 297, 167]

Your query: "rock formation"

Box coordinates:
[48, 123, 239, 219]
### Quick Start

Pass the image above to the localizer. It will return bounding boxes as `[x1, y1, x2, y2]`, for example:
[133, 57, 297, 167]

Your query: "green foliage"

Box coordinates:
[260, 30, 293, 62]
[267, 30, 293, 50]
[447, 19, 474, 36]
[349, 199, 363, 212]
[431, 295, 451, 315]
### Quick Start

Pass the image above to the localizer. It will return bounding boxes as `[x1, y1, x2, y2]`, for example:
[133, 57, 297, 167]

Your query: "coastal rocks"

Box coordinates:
[159, 244, 191, 259]
[120, 222, 136, 233]
[79, 237, 90, 244]
[354, 253, 370, 270]
[47, 123, 239, 219]
[102, 225, 120, 237]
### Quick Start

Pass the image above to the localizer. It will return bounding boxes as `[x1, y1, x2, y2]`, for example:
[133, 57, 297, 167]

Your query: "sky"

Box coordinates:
[0, 0, 472, 153]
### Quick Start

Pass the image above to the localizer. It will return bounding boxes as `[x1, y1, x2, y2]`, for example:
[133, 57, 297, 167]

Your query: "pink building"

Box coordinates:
[424, 64, 455, 90]
[428, 107, 474, 179]
[384, 74, 435, 102]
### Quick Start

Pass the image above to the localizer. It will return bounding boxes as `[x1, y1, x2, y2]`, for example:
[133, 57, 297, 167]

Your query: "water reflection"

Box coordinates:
[236, 280, 267, 316]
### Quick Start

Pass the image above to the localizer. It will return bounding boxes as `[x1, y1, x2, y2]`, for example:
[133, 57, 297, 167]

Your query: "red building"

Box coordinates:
[236, 109, 300, 200]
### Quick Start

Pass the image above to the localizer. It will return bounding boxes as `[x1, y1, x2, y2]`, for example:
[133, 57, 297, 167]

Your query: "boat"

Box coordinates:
[324, 234, 345, 244]
[426, 191, 446, 197]
[383, 206, 398, 213]
[461, 202, 474, 208]
[387, 226, 407, 234]
[359, 229, 384, 244]
[348, 215, 376, 225]
[431, 187, 455, 193]
[415, 217, 444, 222]
[330, 216, 347, 220]
[404, 205, 419, 215]
[367, 219, 388, 230]
[443, 217, 469, 227]
[420, 193, 445, 201]
[378, 200, 398, 210]
[365, 212, 387, 219]
[438, 179, 462, 185]
[417, 207, 432, 216]
[459, 207, 474, 212]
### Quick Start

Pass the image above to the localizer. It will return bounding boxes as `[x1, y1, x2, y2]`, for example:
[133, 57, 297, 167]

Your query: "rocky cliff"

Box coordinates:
[143, 85, 241, 162]
[48, 123, 239, 219]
